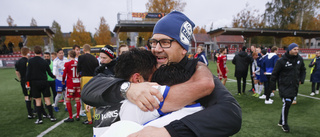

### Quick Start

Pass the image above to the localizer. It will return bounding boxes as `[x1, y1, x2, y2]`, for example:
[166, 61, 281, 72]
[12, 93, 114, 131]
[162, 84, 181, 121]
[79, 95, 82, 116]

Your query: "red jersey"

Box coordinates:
[62, 60, 81, 88]
[217, 54, 227, 71]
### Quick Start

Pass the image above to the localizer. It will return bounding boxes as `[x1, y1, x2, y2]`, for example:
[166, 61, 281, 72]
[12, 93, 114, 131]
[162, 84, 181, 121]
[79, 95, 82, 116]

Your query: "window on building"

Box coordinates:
[311, 43, 314, 46]
[318, 43, 320, 46]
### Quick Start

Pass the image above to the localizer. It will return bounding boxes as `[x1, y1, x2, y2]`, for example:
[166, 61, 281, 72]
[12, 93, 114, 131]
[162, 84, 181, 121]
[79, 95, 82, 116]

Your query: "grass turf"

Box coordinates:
[0, 59, 319, 137]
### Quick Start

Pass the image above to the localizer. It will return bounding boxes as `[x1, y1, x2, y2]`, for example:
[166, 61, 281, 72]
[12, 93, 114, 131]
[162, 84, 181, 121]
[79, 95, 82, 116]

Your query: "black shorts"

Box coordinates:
[20, 80, 29, 96]
[30, 80, 50, 98]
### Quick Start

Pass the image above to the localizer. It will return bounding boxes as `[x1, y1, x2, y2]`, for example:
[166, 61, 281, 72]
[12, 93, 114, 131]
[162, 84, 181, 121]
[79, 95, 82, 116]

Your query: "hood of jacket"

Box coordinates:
[268, 53, 277, 59]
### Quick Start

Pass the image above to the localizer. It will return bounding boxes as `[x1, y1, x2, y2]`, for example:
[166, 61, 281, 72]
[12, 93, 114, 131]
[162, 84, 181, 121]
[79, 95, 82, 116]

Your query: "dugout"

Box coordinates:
[208, 28, 320, 48]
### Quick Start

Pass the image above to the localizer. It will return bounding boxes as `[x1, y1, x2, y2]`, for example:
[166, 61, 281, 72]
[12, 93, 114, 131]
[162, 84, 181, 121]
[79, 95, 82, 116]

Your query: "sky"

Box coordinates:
[0, 0, 270, 34]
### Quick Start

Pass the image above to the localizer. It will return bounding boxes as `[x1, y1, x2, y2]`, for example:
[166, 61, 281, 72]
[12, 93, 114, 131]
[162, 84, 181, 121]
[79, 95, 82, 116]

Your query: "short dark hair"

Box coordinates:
[261, 49, 267, 55]
[242, 46, 247, 51]
[68, 50, 76, 58]
[151, 63, 191, 86]
[51, 52, 57, 56]
[73, 45, 80, 50]
[44, 52, 50, 55]
[34, 46, 42, 54]
[115, 48, 157, 81]
[56, 48, 63, 53]
[219, 48, 226, 53]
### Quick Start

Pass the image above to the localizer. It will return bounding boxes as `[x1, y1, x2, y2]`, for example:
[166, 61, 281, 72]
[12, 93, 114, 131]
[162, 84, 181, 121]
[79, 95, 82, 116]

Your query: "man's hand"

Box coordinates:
[126, 82, 162, 112]
[128, 126, 170, 137]
[61, 81, 65, 85]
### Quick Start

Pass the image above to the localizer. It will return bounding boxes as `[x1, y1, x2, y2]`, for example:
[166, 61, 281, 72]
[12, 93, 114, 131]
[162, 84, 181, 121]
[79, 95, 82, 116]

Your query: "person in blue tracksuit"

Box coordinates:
[196, 46, 208, 66]
[260, 46, 279, 104]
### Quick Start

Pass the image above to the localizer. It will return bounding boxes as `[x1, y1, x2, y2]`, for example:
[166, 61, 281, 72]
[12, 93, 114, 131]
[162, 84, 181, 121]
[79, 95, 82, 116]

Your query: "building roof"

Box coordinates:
[208, 27, 320, 38]
[0, 26, 54, 38]
[113, 20, 156, 33]
[193, 33, 212, 42]
[215, 35, 244, 43]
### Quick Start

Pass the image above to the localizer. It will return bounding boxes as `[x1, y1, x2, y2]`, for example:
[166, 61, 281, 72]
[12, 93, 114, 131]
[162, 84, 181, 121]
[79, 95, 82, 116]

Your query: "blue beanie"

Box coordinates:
[153, 11, 195, 51]
[287, 43, 298, 51]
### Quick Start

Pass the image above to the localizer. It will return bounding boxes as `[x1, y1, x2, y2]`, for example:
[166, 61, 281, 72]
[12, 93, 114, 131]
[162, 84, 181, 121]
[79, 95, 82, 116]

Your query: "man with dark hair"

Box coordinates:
[73, 45, 81, 60]
[15, 47, 34, 119]
[269, 43, 306, 132]
[26, 46, 56, 124]
[53, 49, 69, 112]
[83, 11, 241, 137]
[232, 46, 252, 95]
[44, 52, 56, 103]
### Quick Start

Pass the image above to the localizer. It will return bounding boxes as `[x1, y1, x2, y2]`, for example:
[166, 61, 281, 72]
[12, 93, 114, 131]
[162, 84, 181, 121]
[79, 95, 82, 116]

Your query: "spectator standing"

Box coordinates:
[248, 45, 256, 92]
[269, 43, 306, 132]
[259, 46, 279, 104]
[309, 50, 320, 96]
[196, 46, 208, 66]
[217, 47, 228, 85]
[232, 46, 252, 95]
[26, 46, 56, 124]
[94, 45, 116, 76]
[15, 47, 34, 118]
[77, 44, 99, 125]
[8, 41, 14, 54]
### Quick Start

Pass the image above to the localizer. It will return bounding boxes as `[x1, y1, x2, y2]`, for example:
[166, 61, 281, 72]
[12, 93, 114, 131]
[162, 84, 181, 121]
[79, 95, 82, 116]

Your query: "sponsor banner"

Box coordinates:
[300, 54, 308, 59]
[0, 59, 17, 68]
[132, 12, 165, 19]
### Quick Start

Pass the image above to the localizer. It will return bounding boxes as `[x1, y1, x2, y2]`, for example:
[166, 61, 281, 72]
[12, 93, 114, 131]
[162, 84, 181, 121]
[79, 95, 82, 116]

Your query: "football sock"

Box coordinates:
[54, 93, 62, 107]
[46, 104, 54, 117]
[36, 106, 43, 120]
[25, 100, 32, 115]
[76, 100, 81, 117]
[254, 84, 259, 94]
[259, 85, 264, 94]
[41, 102, 48, 116]
[66, 100, 73, 119]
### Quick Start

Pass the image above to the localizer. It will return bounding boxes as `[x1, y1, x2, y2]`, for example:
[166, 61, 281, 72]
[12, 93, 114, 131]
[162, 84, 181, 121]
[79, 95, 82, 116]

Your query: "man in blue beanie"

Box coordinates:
[269, 43, 306, 132]
[82, 11, 241, 137]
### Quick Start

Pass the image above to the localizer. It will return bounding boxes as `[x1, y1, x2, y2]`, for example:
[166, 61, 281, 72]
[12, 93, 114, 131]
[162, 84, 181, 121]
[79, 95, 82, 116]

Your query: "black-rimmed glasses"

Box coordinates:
[149, 39, 176, 48]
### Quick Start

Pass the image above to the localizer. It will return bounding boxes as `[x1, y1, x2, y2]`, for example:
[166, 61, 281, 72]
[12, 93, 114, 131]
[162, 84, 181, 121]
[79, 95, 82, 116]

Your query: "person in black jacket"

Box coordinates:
[94, 45, 116, 76]
[26, 46, 56, 124]
[269, 43, 306, 133]
[82, 11, 241, 137]
[232, 46, 252, 95]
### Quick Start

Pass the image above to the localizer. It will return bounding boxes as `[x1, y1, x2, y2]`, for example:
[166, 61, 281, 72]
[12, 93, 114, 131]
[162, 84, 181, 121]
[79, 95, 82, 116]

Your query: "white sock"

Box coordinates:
[54, 93, 62, 107]
[259, 85, 264, 94]
[254, 84, 259, 94]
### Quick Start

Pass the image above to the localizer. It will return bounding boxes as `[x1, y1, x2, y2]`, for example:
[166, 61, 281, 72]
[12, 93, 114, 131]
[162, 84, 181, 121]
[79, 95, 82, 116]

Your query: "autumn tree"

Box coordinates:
[232, 3, 264, 28]
[193, 26, 207, 34]
[68, 19, 92, 46]
[52, 21, 66, 50]
[26, 18, 44, 47]
[4, 16, 22, 52]
[94, 17, 111, 45]
[264, 0, 320, 29]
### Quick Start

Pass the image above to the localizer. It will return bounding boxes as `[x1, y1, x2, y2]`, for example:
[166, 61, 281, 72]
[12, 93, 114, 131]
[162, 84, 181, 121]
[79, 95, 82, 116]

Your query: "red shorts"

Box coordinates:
[66, 87, 81, 98]
[217, 69, 227, 80]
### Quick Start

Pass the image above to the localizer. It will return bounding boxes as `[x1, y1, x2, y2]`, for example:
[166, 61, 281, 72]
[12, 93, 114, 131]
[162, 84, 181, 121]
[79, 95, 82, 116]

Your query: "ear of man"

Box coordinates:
[129, 73, 145, 83]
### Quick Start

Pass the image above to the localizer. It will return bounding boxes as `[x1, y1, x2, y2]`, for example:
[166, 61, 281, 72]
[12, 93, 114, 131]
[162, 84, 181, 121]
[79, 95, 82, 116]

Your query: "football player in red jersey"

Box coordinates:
[62, 50, 81, 122]
[217, 48, 228, 85]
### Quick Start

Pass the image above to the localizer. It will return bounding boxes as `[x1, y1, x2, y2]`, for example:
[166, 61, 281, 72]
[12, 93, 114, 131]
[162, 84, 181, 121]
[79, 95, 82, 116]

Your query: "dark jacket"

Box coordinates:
[94, 60, 116, 76]
[270, 52, 306, 98]
[309, 57, 320, 83]
[257, 54, 268, 82]
[26, 56, 55, 81]
[232, 51, 252, 78]
[82, 57, 242, 137]
[77, 53, 99, 76]
[197, 51, 208, 66]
